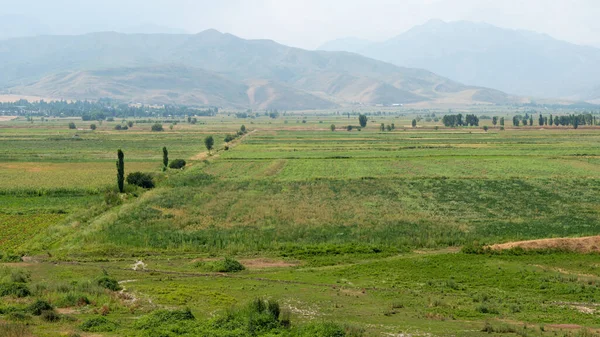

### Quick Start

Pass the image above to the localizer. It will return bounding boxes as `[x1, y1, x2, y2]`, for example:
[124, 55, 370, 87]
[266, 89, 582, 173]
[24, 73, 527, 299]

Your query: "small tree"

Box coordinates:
[127, 121, 134, 128]
[204, 136, 214, 153]
[346, 125, 353, 131]
[90, 124, 97, 130]
[116, 150, 124, 193]
[240, 125, 246, 133]
[151, 123, 164, 132]
[68, 122, 76, 129]
[380, 123, 385, 132]
[162, 147, 169, 168]
[500, 117, 505, 126]
[483, 125, 489, 132]
[492, 116, 498, 126]
[358, 114, 368, 128]
[412, 119, 417, 128]
[330, 124, 335, 132]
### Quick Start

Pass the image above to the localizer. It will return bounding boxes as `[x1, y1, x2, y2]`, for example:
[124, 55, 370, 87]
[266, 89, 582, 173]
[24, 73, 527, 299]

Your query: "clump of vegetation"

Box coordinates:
[151, 123, 164, 132]
[68, 122, 77, 129]
[79, 317, 117, 332]
[0, 268, 31, 298]
[195, 257, 245, 273]
[40, 310, 61, 322]
[169, 159, 187, 169]
[28, 300, 54, 316]
[96, 276, 121, 291]
[126, 172, 155, 189]
[134, 308, 195, 329]
[0, 283, 30, 298]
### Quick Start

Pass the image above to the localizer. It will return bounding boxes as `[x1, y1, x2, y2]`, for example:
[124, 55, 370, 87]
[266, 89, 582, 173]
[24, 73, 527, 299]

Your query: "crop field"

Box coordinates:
[2, 112, 600, 336]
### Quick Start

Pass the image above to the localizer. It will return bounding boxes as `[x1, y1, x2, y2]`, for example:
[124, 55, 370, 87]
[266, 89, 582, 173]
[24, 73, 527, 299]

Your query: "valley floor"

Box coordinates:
[2, 112, 600, 336]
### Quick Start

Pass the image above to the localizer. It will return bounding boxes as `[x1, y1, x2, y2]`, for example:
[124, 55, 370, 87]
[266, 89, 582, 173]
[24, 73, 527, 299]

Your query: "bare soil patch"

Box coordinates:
[240, 258, 299, 269]
[490, 236, 600, 253]
[546, 324, 582, 330]
[0, 116, 17, 122]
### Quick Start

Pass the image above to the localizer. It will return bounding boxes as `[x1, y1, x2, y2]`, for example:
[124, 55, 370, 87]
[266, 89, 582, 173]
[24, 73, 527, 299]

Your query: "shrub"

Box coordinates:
[41, 310, 60, 322]
[0, 283, 30, 297]
[96, 276, 121, 291]
[224, 134, 236, 142]
[151, 123, 164, 132]
[476, 304, 500, 314]
[296, 322, 347, 337]
[134, 309, 195, 329]
[7, 312, 31, 321]
[215, 258, 245, 273]
[4, 269, 30, 283]
[169, 159, 187, 169]
[79, 317, 117, 332]
[68, 122, 76, 129]
[103, 189, 122, 206]
[90, 124, 97, 130]
[28, 300, 53, 316]
[0, 323, 30, 337]
[126, 172, 155, 189]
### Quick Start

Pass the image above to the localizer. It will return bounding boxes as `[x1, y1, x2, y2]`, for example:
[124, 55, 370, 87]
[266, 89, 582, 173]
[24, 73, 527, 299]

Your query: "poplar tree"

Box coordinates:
[163, 147, 169, 168]
[116, 149, 124, 193]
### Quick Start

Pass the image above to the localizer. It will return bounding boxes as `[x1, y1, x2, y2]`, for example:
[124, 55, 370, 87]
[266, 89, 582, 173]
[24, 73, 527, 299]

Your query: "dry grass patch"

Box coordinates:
[490, 236, 600, 253]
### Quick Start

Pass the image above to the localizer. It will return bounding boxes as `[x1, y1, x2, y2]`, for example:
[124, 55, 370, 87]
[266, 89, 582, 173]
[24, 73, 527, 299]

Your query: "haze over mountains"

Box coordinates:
[319, 20, 600, 103]
[0, 29, 525, 109]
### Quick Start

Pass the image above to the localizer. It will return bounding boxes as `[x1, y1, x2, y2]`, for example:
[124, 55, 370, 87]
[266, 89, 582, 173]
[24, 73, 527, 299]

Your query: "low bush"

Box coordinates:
[28, 300, 53, 316]
[134, 309, 195, 329]
[97, 276, 121, 291]
[169, 159, 187, 169]
[79, 317, 117, 332]
[151, 123, 164, 132]
[41, 310, 60, 322]
[0, 283, 30, 298]
[126, 172, 155, 189]
[6, 312, 31, 321]
[196, 258, 245, 273]
[0, 322, 30, 337]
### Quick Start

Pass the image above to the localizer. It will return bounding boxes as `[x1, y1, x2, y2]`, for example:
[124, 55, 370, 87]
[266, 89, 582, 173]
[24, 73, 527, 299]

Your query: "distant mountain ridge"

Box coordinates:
[1, 29, 524, 109]
[318, 19, 600, 102]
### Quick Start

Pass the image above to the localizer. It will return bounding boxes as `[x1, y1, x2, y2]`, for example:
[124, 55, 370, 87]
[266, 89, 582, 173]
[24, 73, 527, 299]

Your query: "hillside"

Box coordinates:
[319, 20, 600, 101]
[12, 65, 337, 110]
[1, 30, 521, 109]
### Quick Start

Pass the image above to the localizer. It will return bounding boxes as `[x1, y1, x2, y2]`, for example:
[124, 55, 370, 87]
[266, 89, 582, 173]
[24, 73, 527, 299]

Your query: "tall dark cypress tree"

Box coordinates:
[163, 147, 169, 168]
[117, 149, 124, 193]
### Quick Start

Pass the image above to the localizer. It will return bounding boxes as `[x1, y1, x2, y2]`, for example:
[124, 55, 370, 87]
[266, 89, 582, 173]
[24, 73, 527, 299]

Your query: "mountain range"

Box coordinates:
[318, 19, 600, 102]
[0, 29, 525, 109]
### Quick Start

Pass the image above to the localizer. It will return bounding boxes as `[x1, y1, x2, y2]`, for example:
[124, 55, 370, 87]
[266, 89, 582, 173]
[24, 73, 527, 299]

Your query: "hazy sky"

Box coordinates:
[1, 0, 599, 49]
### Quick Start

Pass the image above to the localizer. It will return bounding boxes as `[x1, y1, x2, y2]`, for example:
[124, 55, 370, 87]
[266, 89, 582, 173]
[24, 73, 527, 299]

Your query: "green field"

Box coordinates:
[2, 112, 600, 336]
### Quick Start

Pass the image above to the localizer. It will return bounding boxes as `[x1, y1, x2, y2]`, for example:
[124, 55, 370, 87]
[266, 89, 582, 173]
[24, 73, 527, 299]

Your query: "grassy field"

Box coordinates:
[2, 112, 600, 336]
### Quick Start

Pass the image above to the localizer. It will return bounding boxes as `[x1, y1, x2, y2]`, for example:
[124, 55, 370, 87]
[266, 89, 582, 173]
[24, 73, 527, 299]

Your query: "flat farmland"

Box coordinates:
[3, 113, 600, 336]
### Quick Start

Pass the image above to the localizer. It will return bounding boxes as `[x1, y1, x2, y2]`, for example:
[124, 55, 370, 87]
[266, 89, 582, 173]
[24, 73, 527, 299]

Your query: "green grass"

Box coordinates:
[3, 113, 600, 336]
